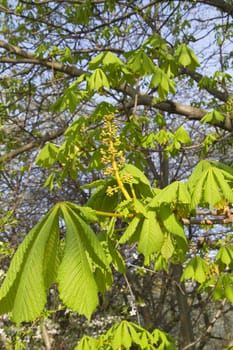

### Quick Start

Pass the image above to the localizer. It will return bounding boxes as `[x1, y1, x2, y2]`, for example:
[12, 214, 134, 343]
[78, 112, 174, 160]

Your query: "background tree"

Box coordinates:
[0, 1, 233, 349]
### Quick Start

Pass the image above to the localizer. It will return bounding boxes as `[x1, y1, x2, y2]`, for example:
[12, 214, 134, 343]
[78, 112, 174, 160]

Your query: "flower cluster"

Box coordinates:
[100, 114, 125, 176]
[226, 97, 233, 119]
[100, 114, 132, 200]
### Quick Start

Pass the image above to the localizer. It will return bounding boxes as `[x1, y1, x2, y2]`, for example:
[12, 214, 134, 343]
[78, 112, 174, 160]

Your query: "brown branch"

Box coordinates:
[0, 40, 85, 77]
[182, 216, 233, 225]
[180, 67, 230, 102]
[118, 84, 233, 131]
[41, 323, 52, 350]
[0, 127, 65, 164]
[196, 0, 233, 17]
[1, 41, 232, 132]
[197, 299, 227, 349]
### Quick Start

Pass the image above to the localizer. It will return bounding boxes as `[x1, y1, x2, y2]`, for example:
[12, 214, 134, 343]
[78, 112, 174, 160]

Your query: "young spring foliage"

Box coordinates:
[0, 115, 233, 327]
[0, 9, 233, 347]
[74, 320, 176, 350]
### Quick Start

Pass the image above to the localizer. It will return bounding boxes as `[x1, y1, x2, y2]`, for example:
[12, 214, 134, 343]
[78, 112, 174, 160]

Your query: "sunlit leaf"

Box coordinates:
[175, 43, 200, 69]
[36, 143, 59, 168]
[89, 68, 110, 91]
[161, 233, 174, 260]
[181, 256, 210, 284]
[58, 205, 99, 320]
[201, 110, 225, 124]
[0, 205, 60, 323]
[138, 210, 164, 258]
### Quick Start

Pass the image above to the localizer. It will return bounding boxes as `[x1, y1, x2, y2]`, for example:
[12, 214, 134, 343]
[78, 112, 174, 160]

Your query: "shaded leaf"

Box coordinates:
[121, 164, 153, 198]
[118, 216, 142, 244]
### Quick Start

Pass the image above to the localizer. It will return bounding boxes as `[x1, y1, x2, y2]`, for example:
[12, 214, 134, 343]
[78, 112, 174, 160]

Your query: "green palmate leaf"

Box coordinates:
[112, 321, 133, 350]
[43, 217, 60, 289]
[181, 256, 210, 284]
[132, 198, 148, 217]
[108, 321, 148, 350]
[74, 335, 99, 350]
[118, 215, 142, 244]
[86, 180, 119, 212]
[89, 68, 110, 91]
[122, 164, 151, 187]
[58, 205, 100, 320]
[217, 246, 233, 268]
[36, 142, 59, 168]
[67, 203, 98, 223]
[161, 233, 174, 260]
[105, 321, 177, 350]
[154, 129, 173, 145]
[187, 160, 211, 190]
[150, 67, 176, 99]
[65, 90, 80, 113]
[88, 52, 105, 69]
[138, 210, 164, 258]
[89, 51, 124, 69]
[121, 164, 153, 198]
[152, 329, 177, 350]
[43, 173, 55, 191]
[174, 126, 191, 145]
[201, 110, 225, 124]
[213, 170, 233, 202]
[81, 178, 108, 190]
[213, 275, 233, 303]
[154, 254, 169, 272]
[61, 47, 73, 64]
[213, 161, 233, 177]
[91, 101, 117, 120]
[94, 266, 113, 294]
[63, 203, 109, 269]
[142, 33, 169, 52]
[224, 277, 233, 303]
[0, 205, 60, 323]
[102, 51, 124, 66]
[175, 43, 200, 69]
[149, 181, 191, 208]
[159, 205, 186, 239]
[128, 50, 155, 76]
[190, 165, 233, 207]
[202, 133, 219, 152]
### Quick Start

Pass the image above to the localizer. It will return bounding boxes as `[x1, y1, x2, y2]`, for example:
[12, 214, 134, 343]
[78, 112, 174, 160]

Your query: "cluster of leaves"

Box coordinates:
[0, 1, 233, 349]
[0, 151, 233, 327]
[75, 320, 176, 350]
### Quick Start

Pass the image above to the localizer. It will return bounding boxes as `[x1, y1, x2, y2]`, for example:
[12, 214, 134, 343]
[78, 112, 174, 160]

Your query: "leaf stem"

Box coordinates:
[95, 210, 134, 218]
[110, 140, 131, 201]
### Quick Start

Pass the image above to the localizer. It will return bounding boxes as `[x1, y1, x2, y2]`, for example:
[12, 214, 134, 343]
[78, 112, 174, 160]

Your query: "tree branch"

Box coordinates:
[118, 85, 233, 131]
[0, 127, 65, 164]
[180, 67, 230, 102]
[0, 40, 85, 76]
[1, 41, 232, 132]
[196, 0, 233, 17]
